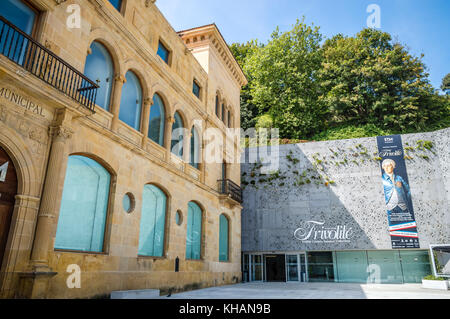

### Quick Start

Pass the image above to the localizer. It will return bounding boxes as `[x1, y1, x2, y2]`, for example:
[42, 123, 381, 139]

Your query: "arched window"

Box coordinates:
[148, 93, 165, 146]
[55, 155, 111, 252]
[186, 201, 202, 260]
[221, 103, 225, 122]
[219, 214, 229, 262]
[171, 111, 184, 158]
[138, 184, 167, 257]
[227, 110, 231, 128]
[119, 71, 142, 130]
[190, 126, 200, 169]
[215, 95, 220, 118]
[83, 41, 114, 110]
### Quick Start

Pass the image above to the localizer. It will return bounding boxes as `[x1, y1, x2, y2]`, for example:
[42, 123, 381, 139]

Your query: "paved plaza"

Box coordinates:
[160, 282, 450, 299]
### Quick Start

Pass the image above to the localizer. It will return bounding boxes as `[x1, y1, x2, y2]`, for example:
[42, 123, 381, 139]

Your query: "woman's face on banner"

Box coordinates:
[383, 163, 394, 174]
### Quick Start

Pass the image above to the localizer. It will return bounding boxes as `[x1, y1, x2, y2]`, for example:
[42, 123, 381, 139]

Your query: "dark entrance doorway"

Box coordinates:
[265, 254, 286, 282]
[0, 146, 17, 266]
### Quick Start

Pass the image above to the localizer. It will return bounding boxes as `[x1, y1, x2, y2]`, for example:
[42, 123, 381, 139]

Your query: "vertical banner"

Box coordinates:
[376, 135, 419, 249]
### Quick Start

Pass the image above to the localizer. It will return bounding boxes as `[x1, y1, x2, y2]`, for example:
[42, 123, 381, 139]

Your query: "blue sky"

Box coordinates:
[157, 0, 450, 92]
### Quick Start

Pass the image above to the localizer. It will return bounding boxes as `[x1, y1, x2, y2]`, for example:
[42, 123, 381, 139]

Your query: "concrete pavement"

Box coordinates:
[159, 282, 450, 299]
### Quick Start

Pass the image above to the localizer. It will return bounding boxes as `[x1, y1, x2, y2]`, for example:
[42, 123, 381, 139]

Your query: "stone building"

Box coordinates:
[0, 0, 246, 298]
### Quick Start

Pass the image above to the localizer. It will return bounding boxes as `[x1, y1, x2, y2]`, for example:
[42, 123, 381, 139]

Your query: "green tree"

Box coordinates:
[318, 28, 446, 132]
[229, 41, 261, 131]
[441, 73, 450, 94]
[244, 19, 326, 139]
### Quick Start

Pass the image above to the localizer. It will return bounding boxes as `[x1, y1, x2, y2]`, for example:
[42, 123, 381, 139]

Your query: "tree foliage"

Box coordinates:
[230, 22, 449, 140]
[229, 41, 261, 131]
[244, 19, 326, 139]
[442, 73, 450, 94]
[319, 28, 445, 132]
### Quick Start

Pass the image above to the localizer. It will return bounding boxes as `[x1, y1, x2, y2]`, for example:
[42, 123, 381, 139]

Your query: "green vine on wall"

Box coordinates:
[242, 139, 435, 190]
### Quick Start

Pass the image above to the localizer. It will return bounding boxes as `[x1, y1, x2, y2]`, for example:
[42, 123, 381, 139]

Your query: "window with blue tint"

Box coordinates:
[55, 156, 111, 252]
[0, 0, 36, 35]
[186, 202, 202, 260]
[190, 126, 199, 169]
[171, 112, 184, 158]
[219, 214, 229, 262]
[0, 0, 37, 65]
[157, 41, 170, 64]
[192, 80, 200, 99]
[83, 42, 114, 110]
[138, 185, 167, 257]
[221, 104, 225, 122]
[148, 93, 165, 146]
[108, 0, 122, 11]
[119, 71, 142, 130]
[215, 96, 220, 118]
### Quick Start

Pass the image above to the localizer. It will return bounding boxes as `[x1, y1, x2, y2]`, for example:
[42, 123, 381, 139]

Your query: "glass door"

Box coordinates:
[286, 253, 307, 282]
[286, 254, 299, 282]
[299, 253, 307, 282]
[251, 254, 263, 282]
[242, 254, 249, 282]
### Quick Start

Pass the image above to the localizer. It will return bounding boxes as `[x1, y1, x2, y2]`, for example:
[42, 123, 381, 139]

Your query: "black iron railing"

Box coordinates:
[218, 179, 243, 203]
[0, 16, 98, 111]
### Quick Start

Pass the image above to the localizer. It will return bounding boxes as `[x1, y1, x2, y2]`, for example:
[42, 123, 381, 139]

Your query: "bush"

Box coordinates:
[423, 275, 446, 281]
[311, 123, 395, 141]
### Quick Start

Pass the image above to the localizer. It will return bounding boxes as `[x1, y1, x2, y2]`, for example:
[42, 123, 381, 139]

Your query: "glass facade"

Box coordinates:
[138, 185, 167, 257]
[251, 255, 263, 281]
[243, 250, 431, 283]
[335, 251, 368, 283]
[119, 71, 142, 130]
[55, 156, 111, 252]
[286, 255, 299, 281]
[307, 252, 335, 282]
[185, 202, 202, 260]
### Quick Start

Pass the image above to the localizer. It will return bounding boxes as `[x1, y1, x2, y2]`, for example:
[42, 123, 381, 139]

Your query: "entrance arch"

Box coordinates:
[0, 146, 18, 266]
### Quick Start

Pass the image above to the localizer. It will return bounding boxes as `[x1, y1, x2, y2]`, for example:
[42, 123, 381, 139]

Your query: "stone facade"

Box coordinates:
[241, 128, 450, 252]
[0, 0, 246, 298]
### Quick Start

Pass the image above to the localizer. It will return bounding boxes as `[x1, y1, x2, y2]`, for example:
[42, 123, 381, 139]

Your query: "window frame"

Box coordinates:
[192, 79, 201, 100]
[137, 184, 169, 258]
[148, 93, 166, 147]
[185, 201, 203, 260]
[219, 214, 230, 262]
[54, 154, 115, 255]
[119, 70, 143, 131]
[2, 0, 39, 37]
[108, 0, 124, 13]
[157, 39, 171, 65]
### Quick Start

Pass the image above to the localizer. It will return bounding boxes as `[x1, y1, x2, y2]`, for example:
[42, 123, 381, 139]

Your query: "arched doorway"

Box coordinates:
[0, 146, 17, 266]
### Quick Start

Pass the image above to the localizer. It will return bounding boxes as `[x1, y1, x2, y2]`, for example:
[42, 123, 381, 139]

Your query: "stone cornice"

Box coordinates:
[177, 24, 248, 87]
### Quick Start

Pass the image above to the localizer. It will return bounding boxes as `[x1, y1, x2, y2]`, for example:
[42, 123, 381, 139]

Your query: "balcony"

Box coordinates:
[217, 179, 243, 204]
[0, 16, 98, 112]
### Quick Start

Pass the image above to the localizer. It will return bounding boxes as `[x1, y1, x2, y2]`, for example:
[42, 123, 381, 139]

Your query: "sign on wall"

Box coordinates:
[294, 221, 353, 244]
[377, 135, 420, 249]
